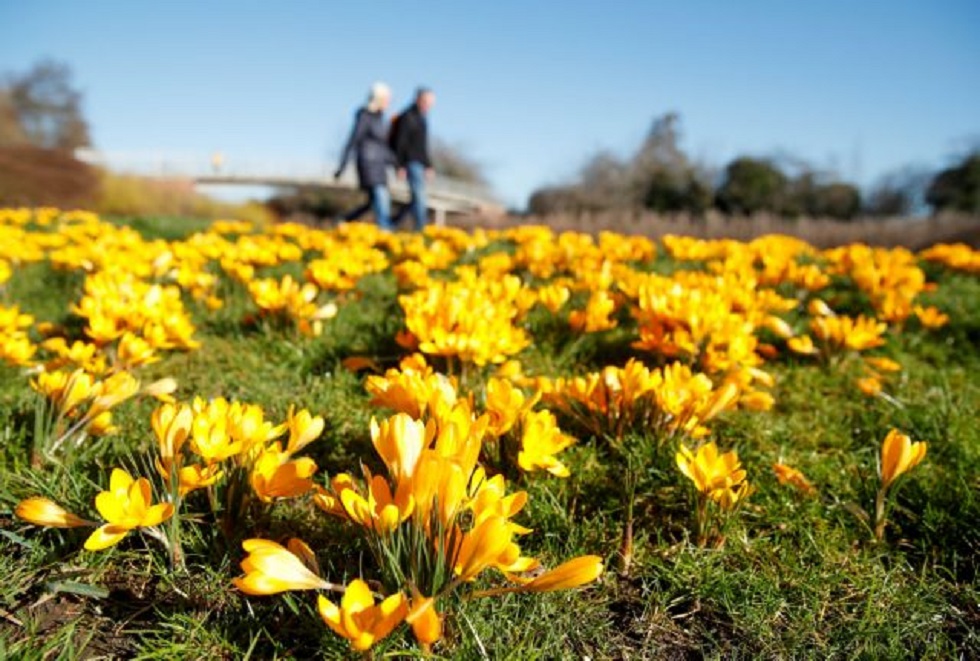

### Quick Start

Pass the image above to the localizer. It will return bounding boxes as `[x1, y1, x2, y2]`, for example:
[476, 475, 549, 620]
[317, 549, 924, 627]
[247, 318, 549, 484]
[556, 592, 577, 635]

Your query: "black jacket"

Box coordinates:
[338, 107, 395, 189]
[391, 104, 431, 168]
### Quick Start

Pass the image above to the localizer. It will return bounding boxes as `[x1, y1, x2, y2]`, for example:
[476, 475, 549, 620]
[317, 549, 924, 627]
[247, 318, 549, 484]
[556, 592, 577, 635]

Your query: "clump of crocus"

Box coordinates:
[247, 274, 337, 337]
[855, 355, 903, 402]
[676, 441, 752, 546]
[398, 270, 532, 369]
[29, 366, 176, 464]
[874, 429, 927, 540]
[153, 398, 324, 555]
[233, 405, 604, 654]
[539, 359, 740, 444]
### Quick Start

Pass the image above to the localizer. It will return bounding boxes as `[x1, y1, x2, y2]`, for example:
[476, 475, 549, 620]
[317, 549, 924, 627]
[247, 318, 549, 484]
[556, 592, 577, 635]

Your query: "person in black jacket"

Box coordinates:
[391, 87, 436, 230]
[335, 82, 396, 230]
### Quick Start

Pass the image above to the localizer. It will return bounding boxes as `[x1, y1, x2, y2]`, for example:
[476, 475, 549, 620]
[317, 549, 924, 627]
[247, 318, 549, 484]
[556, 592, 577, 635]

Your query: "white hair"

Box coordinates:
[367, 81, 391, 112]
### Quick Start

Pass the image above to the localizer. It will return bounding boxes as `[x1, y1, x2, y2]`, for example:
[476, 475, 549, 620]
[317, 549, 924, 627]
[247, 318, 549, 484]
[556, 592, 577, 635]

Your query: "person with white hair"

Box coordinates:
[334, 82, 396, 229]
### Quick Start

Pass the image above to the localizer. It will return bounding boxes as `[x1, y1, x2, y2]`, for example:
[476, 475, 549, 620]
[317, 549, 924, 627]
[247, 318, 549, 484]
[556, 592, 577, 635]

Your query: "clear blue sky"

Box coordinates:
[2, 0, 978, 208]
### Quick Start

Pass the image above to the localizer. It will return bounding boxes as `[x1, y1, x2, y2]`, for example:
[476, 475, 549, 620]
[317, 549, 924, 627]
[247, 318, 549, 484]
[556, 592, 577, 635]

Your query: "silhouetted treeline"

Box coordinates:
[528, 113, 979, 220]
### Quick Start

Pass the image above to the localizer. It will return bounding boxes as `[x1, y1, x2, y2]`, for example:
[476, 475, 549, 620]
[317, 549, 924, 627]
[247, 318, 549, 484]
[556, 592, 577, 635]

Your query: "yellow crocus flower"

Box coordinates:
[864, 356, 902, 373]
[15, 497, 93, 528]
[569, 290, 618, 333]
[60, 368, 97, 414]
[142, 377, 178, 402]
[410, 452, 469, 528]
[880, 429, 927, 489]
[89, 370, 140, 414]
[85, 410, 117, 436]
[676, 442, 750, 509]
[787, 335, 818, 356]
[912, 305, 949, 329]
[371, 413, 428, 486]
[856, 376, 883, 397]
[338, 473, 414, 534]
[84, 468, 174, 551]
[536, 283, 570, 313]
[116, 332, 159, 368]
[772, 463, 816, 495]
[190, 414, 241, 464]
[171, 463, 223, 496]
[763, 315, 795, 339]
[807, 299, 836, 317]
[233, 538, 330, 595]
[285, 406, 325, 455]
[517, 409, 575, 477]
[517, 555, 604, 592]
[312, 473, 358, 519]
[485, 377, 535, 437]
[453, 515, 515, 582]
[250, 446, 317, 502]
[317, 580, 408, 652]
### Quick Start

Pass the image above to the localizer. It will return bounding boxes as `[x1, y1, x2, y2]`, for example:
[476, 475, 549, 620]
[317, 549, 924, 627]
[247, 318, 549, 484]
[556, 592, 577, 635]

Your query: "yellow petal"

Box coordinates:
[94, 491, 127, 524]
[233, 573, 306, 597]
[406, 595, 442, 645]
[908, 442, 927, 471]
[341, 579, 375, 615]
[317, 593, 347, 638]
[84, 524, 129, 551]
[242, 538, 284, 553]
[109, 467, 134, 492]
[521, 555, 604, 592]
[143, 377, 178, 400]
[370, 592, 409, 645]
[141, 502, 174, 527]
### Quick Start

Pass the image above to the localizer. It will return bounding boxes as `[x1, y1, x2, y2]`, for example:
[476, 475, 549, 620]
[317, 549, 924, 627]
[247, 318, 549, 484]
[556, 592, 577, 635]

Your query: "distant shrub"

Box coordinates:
[95, 171, 273, 225]
[787, 175, 863, 220]
[716, 157, 789, 216]
[0, 145, 98, 207]
[266, 188, 364, 223]
[927, 152, 980, 215]
[643, 168, 713, 215]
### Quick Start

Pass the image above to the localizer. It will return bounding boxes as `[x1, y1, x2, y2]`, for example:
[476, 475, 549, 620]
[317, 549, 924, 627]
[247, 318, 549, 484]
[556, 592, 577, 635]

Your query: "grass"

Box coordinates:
[1, 215, 978, 659]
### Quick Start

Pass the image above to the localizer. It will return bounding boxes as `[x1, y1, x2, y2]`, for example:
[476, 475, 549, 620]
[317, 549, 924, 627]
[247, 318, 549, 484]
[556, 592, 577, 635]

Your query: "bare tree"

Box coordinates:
[865, 166, 930, 217]
[631, 112, 687, 177]
[431, 138, 488, 186]
[5, 59, 91, 151]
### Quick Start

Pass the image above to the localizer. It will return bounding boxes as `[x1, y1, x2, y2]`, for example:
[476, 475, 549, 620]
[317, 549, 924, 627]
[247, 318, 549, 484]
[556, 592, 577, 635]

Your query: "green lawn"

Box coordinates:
[0, 215, 977, 660]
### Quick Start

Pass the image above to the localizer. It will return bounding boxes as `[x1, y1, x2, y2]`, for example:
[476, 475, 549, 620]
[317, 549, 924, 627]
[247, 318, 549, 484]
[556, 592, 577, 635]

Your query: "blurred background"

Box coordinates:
[1, 0, 978, 245]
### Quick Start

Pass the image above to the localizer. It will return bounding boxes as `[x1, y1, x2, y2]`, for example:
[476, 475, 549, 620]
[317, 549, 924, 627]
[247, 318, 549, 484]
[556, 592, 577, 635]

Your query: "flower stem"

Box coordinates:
[618, 463, 637, 576]
[696, 495, 709, 547]
[873, 486, 887, 541]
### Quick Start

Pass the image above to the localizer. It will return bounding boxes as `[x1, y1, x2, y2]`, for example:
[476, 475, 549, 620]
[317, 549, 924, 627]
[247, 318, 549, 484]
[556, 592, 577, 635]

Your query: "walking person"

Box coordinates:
[334, 82, 397, 230]
[391, 87, 436, 230]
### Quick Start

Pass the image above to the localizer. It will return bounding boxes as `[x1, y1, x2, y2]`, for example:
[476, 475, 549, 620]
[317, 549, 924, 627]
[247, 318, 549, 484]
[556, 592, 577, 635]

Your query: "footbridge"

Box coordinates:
[75, 149, 502, 225]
